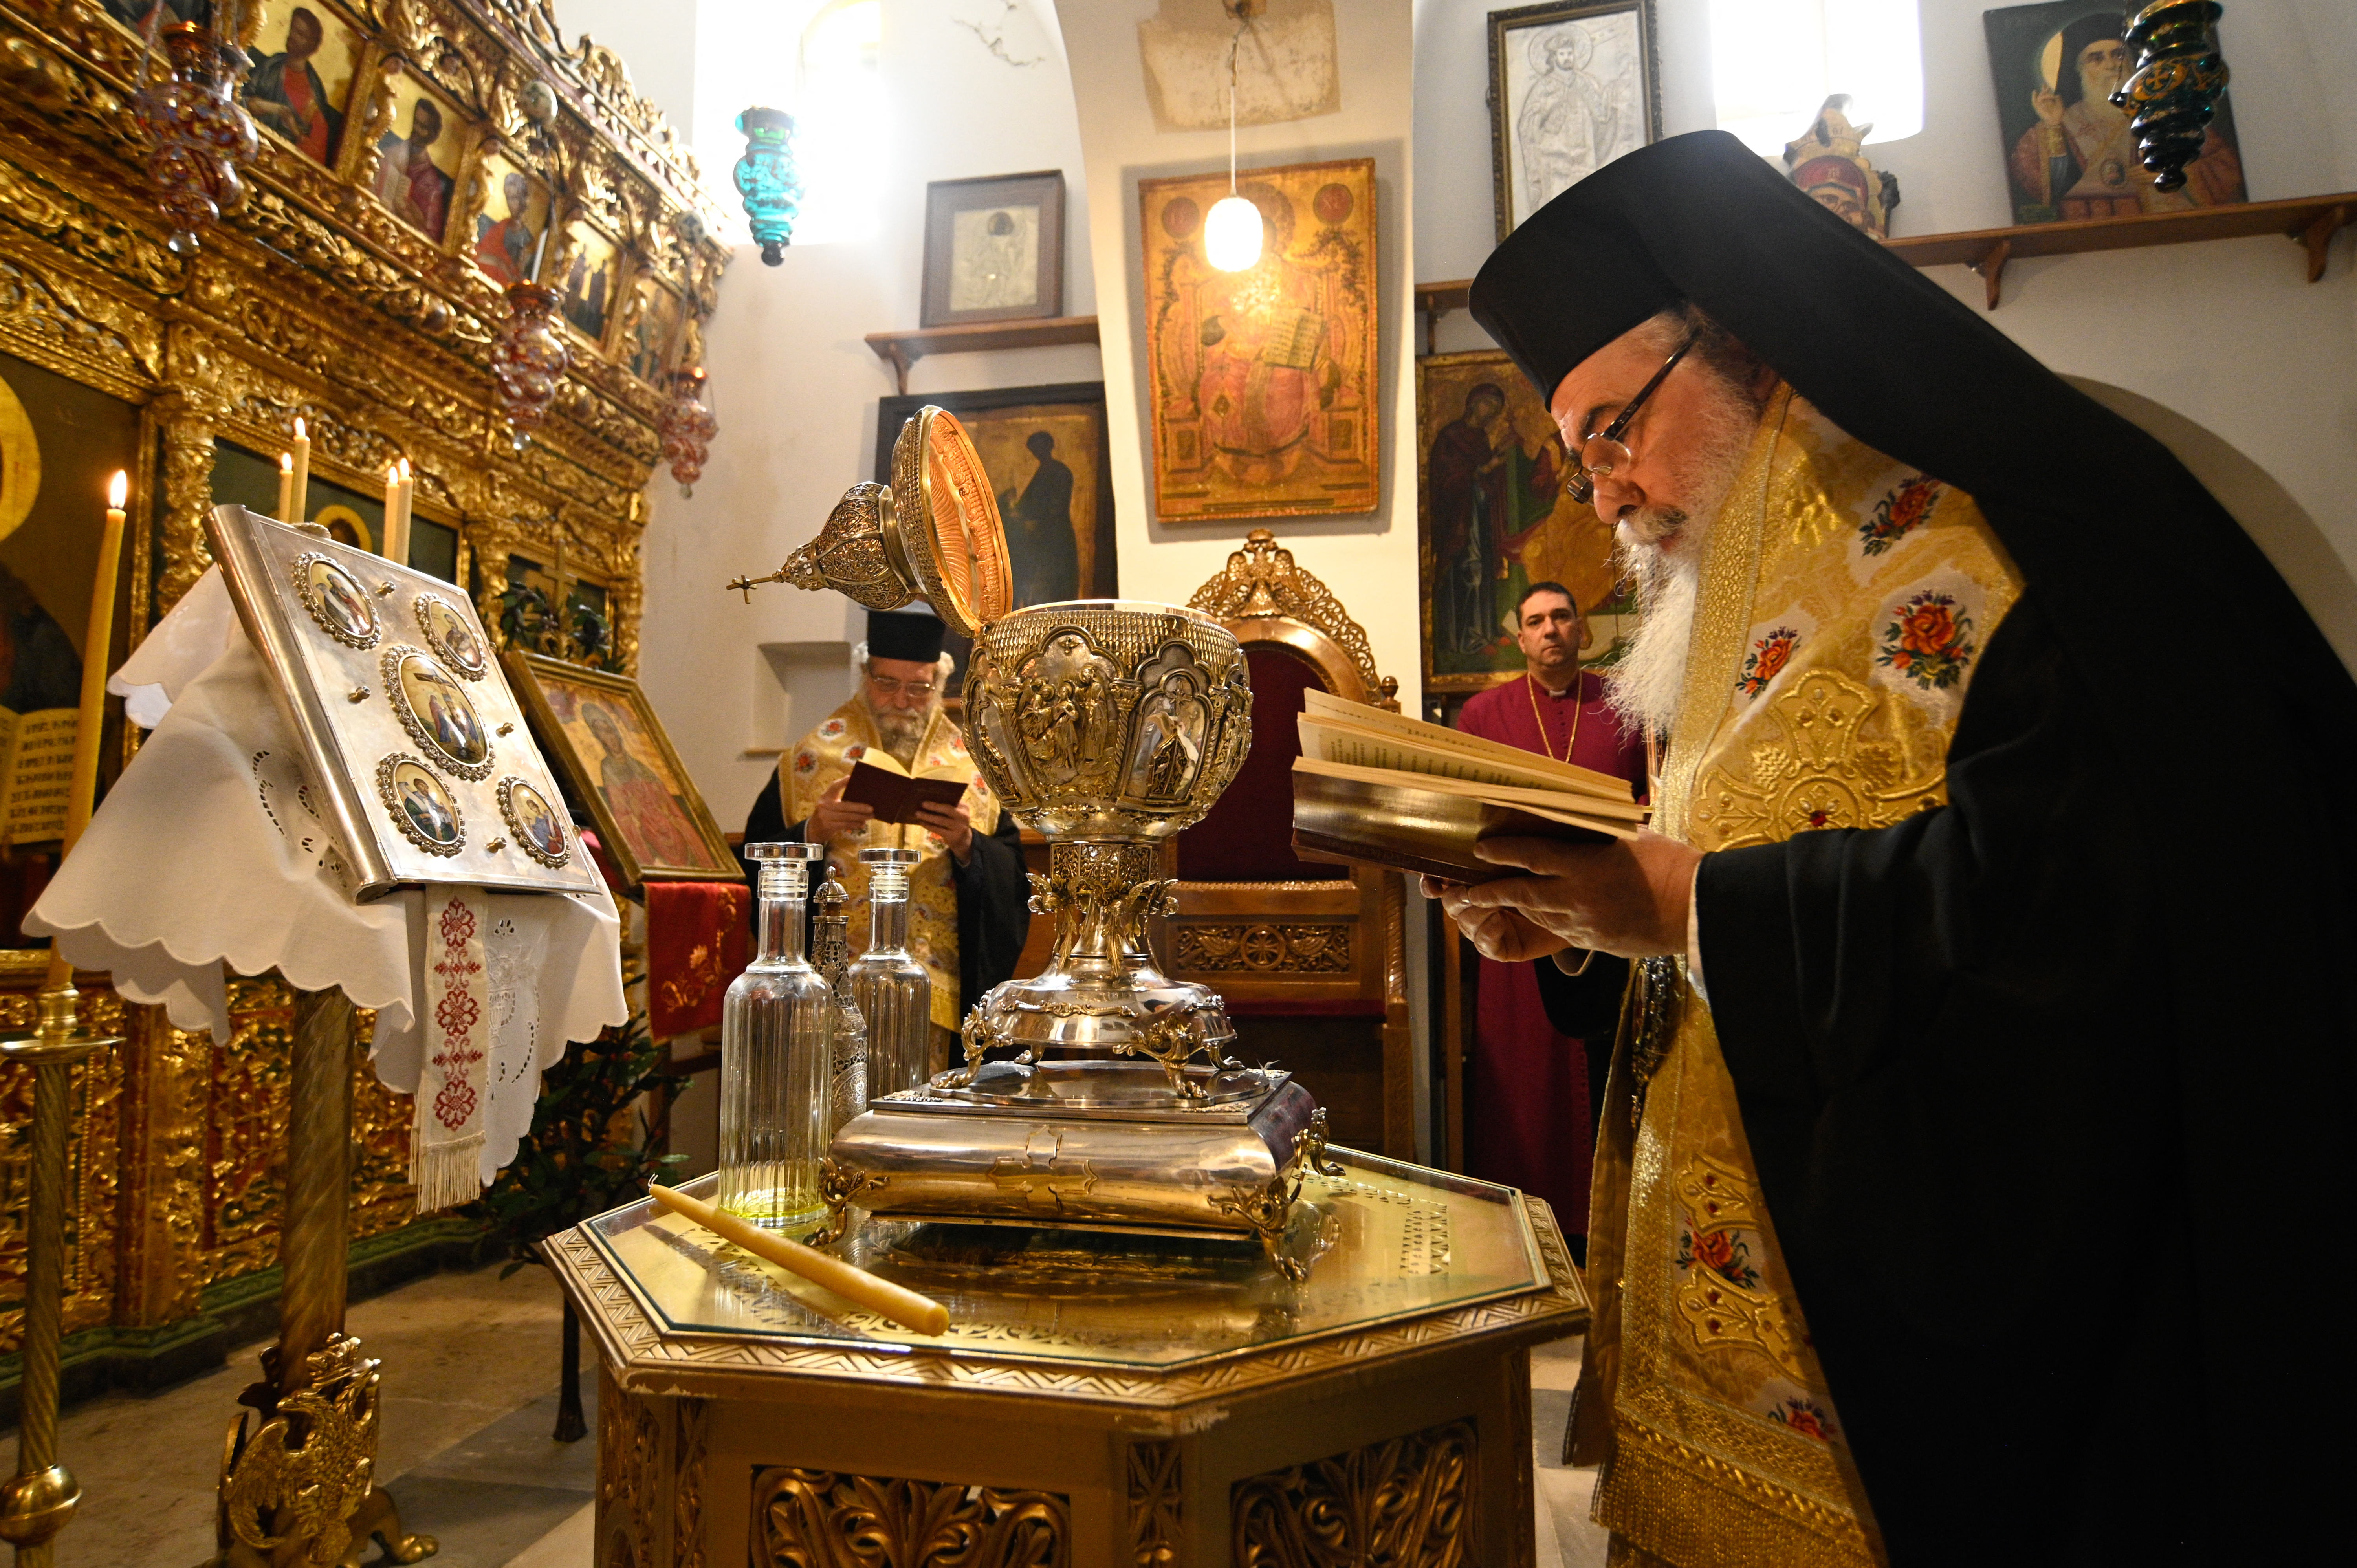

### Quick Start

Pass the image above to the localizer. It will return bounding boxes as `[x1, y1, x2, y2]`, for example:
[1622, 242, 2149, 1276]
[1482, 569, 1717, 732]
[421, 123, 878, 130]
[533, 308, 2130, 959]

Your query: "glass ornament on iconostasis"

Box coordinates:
[657, 367, 720, 496]
[491, 282, 570, 446]
[134, 20, 260, 255]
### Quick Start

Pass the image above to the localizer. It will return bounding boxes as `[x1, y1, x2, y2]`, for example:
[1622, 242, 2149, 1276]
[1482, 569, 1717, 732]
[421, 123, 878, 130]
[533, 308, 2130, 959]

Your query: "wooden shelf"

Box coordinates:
[1415, 191, 2354, 338]
[864, 315, 1101, 394]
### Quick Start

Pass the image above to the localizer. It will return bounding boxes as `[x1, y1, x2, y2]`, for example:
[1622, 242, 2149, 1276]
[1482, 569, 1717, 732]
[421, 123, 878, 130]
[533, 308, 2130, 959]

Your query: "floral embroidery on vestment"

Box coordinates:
[1876, 590, 1977, 690]
[1766, 1394, 1839, 1442]
[1677, 1214, 1764, 1291]
[1859, 474, 1943, 555]
[1737, 626, 1800, 697]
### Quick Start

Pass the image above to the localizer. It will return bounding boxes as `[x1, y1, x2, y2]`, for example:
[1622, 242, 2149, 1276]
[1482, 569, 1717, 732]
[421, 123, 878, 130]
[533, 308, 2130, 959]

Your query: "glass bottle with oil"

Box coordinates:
[717, 841, 830, 1231]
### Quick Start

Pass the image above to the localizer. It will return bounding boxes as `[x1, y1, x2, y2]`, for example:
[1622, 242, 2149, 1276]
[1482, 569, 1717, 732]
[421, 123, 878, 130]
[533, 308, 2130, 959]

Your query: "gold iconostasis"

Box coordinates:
[0, 0, 721, 1406]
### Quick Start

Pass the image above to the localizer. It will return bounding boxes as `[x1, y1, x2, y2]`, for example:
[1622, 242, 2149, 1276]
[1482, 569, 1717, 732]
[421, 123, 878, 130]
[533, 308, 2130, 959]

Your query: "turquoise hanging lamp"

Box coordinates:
[733, 107, 802, 266]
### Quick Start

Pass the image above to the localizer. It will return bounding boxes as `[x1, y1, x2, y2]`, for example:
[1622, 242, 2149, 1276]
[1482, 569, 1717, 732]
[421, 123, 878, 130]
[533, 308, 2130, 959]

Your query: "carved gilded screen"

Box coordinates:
[0, 0, 723, 1402]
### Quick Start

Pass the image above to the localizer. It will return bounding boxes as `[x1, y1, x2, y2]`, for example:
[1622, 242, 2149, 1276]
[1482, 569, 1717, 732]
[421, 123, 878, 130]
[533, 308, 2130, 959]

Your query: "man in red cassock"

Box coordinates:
[1452, 581, 1645, 1253]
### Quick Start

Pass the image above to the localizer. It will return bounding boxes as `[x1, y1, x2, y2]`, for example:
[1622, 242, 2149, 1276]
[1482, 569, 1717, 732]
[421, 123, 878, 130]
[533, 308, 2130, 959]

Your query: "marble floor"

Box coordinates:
[45, 1258, 1607, 1566]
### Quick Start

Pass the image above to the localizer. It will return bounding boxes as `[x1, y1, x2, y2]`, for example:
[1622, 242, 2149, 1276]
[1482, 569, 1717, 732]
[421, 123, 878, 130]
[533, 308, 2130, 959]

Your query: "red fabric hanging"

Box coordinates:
[644, 880, 749, 1040]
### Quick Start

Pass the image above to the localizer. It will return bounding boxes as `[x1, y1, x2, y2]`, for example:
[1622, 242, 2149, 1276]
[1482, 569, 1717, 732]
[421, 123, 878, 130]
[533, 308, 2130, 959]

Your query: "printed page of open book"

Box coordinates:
[1296, 688, 1627, 797]
[0, 706, 76, 848]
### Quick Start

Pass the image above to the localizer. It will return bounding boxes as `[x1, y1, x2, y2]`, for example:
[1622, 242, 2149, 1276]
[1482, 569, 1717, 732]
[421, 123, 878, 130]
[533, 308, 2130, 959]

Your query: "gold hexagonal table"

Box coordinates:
[547, 1149, 1587, 1566]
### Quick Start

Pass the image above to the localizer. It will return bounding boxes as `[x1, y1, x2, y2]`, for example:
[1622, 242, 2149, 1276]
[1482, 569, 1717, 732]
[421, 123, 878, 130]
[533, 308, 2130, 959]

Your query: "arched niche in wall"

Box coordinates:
[2063, 375, 2357, 678]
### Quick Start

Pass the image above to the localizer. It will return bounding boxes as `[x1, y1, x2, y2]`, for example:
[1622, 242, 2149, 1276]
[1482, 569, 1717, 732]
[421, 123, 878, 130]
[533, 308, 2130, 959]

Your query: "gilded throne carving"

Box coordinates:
[1169, 530, 1414, 1157]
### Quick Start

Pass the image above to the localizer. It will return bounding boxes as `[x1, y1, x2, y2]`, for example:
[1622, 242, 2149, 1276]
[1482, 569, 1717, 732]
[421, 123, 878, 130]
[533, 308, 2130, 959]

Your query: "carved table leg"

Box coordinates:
[209, 987, 436, 1567]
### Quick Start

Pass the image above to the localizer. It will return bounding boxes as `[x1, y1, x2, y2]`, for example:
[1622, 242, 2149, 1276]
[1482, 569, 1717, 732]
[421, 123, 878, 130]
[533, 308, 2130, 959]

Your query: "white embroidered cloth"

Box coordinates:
[28, 567, 626, 1201]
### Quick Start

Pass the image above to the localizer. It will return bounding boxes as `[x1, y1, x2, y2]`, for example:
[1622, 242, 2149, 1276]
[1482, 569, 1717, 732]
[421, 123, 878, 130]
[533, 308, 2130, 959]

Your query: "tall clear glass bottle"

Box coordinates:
[810, 874, 869, 1135]
[717, 841, 830, 1231]
[849, 846, 931, 1097]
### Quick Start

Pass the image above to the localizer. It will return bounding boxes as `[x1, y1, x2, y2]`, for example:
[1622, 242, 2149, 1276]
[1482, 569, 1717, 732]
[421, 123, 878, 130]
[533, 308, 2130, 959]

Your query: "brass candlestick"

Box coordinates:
[210, 988, 436, 1568]
[0, 985, 117, 1567]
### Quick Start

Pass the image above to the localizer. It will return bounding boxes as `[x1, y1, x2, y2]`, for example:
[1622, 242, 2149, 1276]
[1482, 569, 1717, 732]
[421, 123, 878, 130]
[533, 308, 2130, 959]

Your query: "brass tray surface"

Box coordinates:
[576, 1151, 1568, 1373]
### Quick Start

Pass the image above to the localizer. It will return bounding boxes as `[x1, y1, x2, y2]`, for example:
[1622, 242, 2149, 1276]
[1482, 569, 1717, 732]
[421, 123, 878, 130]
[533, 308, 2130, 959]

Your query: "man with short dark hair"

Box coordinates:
[1452, 580, 1644, 1256]
[1440, 130, 2349, 1563]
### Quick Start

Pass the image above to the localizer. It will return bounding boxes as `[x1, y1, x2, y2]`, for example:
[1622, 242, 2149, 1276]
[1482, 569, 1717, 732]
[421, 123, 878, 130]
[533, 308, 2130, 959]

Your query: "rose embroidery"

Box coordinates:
[1737, 627, 1800, 697]
[1768, 1395, 1838, 1441]
[1876, 590, 1977, 690]
[1676, 1217, 1763, 1291]
[1860, 474, 1942, 555]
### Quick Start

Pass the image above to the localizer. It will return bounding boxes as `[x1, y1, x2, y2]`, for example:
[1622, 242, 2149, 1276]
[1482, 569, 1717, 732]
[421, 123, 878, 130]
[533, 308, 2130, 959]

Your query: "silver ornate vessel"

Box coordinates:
[729, 407, 1334, 1273]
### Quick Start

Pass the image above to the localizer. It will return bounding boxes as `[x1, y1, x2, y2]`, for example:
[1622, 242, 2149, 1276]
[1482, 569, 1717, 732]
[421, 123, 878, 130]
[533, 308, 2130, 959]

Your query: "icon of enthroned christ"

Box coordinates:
[1155, 183, 1361, 493]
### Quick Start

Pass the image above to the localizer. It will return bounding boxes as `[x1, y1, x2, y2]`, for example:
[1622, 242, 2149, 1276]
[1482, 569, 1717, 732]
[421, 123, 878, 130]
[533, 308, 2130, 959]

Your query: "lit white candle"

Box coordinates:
[275, 452, 294, 521]
[51, 472, 129, 991]
[290, 417, 310, 522]
[387, 458, 414, 567]
[382, 463, 401, 553]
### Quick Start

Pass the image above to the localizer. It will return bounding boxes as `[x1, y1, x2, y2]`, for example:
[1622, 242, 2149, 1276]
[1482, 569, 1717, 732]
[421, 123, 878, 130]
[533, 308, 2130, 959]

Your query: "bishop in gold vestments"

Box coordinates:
[1447, 133, 2353, 1563]
[742, 611, 1031, 1056]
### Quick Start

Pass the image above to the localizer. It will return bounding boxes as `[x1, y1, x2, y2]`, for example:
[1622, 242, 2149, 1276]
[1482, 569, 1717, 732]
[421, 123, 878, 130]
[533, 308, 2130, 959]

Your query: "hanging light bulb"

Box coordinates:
[1205, 13, 1264, 272]
[1205, 193, 1263, 272]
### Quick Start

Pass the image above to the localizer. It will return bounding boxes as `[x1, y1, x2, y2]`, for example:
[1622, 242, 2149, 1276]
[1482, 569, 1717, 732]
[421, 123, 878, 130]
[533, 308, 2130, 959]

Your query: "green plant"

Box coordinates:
[470, 997, 689, 1438]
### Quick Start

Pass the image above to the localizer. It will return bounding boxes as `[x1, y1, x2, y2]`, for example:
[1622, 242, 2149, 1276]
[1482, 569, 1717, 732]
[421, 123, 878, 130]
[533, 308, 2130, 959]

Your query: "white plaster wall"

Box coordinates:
[616, 0, 1096, 830]
[554, 0, 698, 131]
[1411, 0, 2357, 603]
[1055, 0, 1426, 719]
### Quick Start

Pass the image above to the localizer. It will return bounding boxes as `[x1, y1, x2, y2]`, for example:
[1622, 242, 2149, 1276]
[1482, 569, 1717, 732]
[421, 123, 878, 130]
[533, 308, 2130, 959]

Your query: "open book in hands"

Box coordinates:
[841, 750, 973, 826]
[1289, 689, 1648, 883]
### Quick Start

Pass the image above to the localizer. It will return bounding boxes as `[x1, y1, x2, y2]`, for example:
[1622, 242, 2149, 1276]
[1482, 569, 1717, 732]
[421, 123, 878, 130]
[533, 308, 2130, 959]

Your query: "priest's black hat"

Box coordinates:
[865, 608, 945, 663]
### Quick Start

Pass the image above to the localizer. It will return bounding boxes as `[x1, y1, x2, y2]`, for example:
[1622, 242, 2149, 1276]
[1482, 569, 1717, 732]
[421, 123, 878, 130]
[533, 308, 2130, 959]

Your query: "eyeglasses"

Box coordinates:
[866, 673, 938, 700]
[1561, 330, 1699, 506]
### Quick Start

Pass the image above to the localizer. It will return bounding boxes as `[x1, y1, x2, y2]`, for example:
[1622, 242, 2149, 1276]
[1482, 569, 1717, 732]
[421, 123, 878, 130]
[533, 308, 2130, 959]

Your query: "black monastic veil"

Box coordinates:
[1472, 130, 2352, 1561]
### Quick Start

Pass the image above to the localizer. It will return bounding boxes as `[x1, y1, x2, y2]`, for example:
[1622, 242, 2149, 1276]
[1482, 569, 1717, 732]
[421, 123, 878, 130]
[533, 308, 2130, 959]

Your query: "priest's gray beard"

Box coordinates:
[1603, 374, 1769, 733]
[1608, 546, 1702, 734]
[866, 695, 935, 766]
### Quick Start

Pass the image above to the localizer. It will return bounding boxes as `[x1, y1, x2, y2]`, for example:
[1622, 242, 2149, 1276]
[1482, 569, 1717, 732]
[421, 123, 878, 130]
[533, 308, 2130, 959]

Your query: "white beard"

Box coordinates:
[869, 701, 933, 765]
[1601, 363, 1767, 735]
[1606, 544, 1701, 734]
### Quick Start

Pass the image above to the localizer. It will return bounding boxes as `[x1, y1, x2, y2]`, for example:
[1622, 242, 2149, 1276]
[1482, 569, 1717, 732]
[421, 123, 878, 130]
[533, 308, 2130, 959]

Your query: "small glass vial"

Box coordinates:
[717, 842, 830, 1232]
[849, 846, 932, 1098]
[811, 873, 870, 1136]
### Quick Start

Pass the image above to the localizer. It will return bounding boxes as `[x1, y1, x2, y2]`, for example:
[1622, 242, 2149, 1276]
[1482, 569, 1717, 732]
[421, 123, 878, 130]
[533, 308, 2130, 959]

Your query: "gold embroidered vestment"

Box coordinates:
[1581, 390, 2023, 1566]
[782, 697, 1002, 1031]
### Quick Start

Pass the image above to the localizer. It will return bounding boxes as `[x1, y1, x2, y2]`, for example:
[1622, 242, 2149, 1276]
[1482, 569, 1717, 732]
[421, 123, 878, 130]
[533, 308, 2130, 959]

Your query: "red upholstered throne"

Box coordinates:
[1169, 531, 1414, 1157]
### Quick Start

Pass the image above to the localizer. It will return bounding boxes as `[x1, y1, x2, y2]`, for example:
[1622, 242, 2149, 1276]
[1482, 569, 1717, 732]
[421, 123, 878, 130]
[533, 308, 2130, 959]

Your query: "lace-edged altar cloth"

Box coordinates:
[27, 567, 627, 1204]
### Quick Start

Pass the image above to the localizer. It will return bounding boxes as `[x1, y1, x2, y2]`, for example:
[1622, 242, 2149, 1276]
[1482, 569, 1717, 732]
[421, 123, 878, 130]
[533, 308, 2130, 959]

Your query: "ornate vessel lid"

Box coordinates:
[746, 406, 1013, 639]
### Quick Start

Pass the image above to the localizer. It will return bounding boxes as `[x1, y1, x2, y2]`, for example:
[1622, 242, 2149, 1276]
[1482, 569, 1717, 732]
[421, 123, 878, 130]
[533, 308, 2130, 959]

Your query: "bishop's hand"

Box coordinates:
[1427, 831, 1701, 961]
[808, 777, 874, 842]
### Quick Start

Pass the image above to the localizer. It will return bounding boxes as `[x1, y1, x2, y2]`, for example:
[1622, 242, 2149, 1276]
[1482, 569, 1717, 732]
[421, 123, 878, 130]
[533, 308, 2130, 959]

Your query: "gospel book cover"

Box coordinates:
[207, 505, 603, 901]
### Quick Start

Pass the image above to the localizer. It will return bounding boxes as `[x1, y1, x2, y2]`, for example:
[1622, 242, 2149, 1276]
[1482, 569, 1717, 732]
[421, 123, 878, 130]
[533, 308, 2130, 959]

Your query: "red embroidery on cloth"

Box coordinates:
[1736, 627, 1800, 697]
[429, 898, 485, 1129]
[1877, 590, 1977, 690]
[1860, 474, 1943, 555]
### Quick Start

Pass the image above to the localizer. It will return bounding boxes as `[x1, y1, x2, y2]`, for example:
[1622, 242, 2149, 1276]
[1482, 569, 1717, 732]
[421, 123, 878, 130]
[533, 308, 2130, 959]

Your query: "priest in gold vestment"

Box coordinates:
[742, 610, 1030, 1061]
[1445, 133, 2352, 1563]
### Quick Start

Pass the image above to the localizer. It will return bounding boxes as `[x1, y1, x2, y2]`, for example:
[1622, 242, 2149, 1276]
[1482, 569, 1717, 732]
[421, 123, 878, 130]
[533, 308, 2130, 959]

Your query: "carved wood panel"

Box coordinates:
[1230, 1418, 1478, 1568]
[750, 1466, 1071, 1568]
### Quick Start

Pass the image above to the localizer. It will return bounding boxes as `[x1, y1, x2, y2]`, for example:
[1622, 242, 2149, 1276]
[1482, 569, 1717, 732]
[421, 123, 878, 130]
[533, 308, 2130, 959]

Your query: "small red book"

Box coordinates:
[841, 756, 971, 826]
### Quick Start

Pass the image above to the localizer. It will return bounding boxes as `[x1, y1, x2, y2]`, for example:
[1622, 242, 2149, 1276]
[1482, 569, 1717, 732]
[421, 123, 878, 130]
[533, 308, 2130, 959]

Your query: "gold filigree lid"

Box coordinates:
[737, 406, 1013, 639]
[890, 407, 1012, 639]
